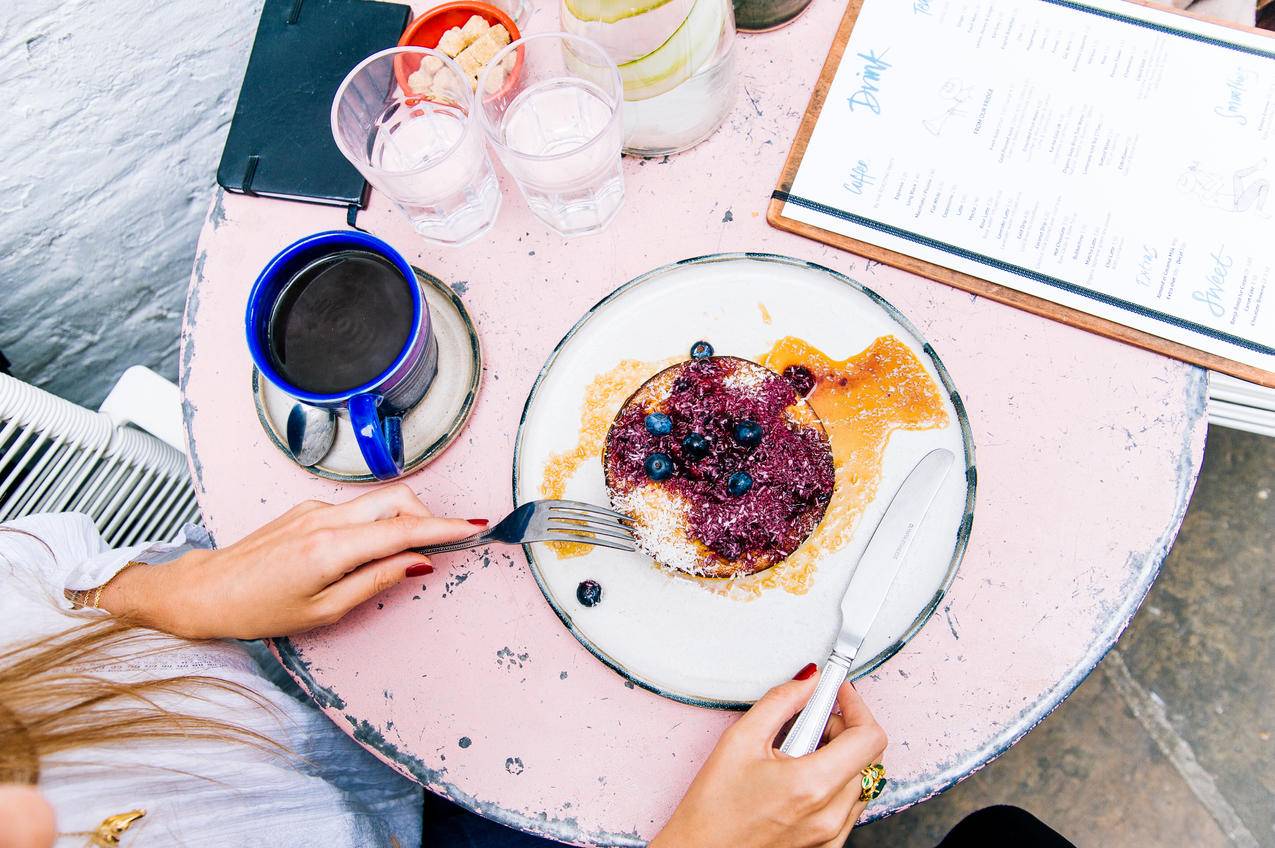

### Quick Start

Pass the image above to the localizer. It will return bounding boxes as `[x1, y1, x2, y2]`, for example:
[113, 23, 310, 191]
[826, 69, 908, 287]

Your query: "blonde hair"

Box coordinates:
[0, 581, 282, 785]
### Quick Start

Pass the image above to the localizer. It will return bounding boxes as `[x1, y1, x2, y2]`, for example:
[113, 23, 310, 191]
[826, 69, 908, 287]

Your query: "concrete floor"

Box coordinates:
[848, 426, 1275, 848]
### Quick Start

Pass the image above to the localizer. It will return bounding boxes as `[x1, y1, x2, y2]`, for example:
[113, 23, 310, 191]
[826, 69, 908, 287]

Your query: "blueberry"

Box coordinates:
[576, 580, 603, 607]
[782, 365, 816, 397]
[689, 340, 714, 359]
[681, 432, 709, 459]
[644, 452, 674, 481]
[733, 419, 763, 446]
[727, 471, 754, 497]
[644, 412, 672, 436]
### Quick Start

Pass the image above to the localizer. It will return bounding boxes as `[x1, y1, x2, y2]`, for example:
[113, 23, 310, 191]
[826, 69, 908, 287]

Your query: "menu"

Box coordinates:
[773, 0, 1275, 380]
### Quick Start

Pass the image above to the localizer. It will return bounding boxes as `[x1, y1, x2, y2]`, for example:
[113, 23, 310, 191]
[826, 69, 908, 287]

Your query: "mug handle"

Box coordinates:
[348, 393, 405, 481]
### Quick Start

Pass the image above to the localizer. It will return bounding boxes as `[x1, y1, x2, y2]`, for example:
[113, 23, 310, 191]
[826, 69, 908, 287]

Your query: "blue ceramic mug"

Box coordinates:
[245, 230, 438, 481]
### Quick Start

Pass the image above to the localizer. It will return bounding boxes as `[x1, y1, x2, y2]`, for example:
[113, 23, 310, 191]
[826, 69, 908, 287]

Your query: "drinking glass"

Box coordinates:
[492, 0, 533, 29]
[476, 33, 624, 237]
[332, 47, 501, 246]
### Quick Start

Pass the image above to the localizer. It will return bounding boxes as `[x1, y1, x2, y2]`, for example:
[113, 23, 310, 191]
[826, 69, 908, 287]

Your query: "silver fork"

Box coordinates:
[410, 499, 637, 556]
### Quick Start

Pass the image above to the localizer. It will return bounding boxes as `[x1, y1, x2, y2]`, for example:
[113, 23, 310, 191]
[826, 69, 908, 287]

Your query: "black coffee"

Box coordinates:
[267, 250, 414, 395]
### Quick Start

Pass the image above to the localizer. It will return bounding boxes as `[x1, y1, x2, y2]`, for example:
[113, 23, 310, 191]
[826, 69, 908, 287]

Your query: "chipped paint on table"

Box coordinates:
[180, 2, 1208, 843]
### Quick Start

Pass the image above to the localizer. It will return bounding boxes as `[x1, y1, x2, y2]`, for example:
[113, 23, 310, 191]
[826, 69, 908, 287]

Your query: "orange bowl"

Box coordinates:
[395, 1, 523, 100]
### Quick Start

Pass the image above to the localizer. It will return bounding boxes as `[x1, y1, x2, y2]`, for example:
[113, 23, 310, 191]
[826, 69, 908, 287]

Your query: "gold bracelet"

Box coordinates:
[64, 562, 145, 611]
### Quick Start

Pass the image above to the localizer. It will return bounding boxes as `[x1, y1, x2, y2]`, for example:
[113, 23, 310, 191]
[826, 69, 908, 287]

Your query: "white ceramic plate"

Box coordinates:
[514, 254, 975, 708]
[253, 267, 481, 483]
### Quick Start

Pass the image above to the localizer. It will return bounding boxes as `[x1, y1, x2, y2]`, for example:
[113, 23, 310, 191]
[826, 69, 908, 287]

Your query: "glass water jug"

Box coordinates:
[561, 0, 737, 155]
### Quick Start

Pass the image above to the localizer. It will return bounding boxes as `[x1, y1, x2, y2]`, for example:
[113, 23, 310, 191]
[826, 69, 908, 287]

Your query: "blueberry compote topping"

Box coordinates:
[576, 580, 603, 607]
[606, 356, 834, 567]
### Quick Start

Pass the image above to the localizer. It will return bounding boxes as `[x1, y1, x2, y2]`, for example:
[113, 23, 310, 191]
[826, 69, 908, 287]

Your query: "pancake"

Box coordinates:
[603, 351, 834, 578]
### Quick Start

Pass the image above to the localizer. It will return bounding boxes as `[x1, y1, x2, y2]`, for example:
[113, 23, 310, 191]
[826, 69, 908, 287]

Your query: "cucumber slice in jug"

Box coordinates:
[563, 0, 678, 23]
[563, 0, 698, 64]
[617, 0, 724, 101]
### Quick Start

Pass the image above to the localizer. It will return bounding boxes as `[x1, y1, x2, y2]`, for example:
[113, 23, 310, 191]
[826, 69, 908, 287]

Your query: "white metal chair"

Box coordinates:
[1209, 372, 1275, 438]
[0, 367, 199, 547]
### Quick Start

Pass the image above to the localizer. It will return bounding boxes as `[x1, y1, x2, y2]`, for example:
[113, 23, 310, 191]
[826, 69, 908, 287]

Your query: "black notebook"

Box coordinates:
[217, 0, 410, 208]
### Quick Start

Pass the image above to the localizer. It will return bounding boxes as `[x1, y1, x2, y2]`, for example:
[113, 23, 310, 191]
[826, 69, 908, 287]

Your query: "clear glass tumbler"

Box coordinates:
[476, 33, 624, 237]
[332, 47, 501, 246]
[492, 0, 533, 30]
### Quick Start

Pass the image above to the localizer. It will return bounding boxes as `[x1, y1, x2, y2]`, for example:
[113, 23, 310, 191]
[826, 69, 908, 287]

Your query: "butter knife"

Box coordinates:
[779, 447, 955, 757]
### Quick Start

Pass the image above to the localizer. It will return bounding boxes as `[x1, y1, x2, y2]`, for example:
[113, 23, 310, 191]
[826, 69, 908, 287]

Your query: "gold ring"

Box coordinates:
[859, 763, 887, 802]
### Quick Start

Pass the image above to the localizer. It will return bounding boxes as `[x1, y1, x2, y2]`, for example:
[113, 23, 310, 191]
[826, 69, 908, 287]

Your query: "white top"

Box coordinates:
[0, 513, 423, 848]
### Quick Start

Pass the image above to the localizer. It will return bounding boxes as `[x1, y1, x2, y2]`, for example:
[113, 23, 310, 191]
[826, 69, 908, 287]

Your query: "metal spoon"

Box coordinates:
[286, 402, 336, 467]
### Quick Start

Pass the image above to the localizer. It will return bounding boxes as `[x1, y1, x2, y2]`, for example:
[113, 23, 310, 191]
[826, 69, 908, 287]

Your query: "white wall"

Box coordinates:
[0, 0, 263, 407]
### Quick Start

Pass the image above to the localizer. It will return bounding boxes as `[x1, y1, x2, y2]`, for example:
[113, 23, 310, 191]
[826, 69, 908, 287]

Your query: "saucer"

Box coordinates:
[253, 266, 481, 482]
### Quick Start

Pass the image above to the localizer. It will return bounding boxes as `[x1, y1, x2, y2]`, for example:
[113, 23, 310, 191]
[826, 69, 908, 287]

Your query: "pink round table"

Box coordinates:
[182, 3, 1208, 844]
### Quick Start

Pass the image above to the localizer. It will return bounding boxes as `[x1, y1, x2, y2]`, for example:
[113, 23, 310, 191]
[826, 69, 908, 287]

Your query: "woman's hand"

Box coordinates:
[99, 484, 482, 640]
[651, 668, 887, 848]
[0, 786, 55, 848]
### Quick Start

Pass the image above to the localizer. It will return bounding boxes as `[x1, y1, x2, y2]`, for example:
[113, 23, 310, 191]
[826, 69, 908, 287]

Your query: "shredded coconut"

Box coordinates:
[721, 366, 767, 395]
[610, 486, 705, 575]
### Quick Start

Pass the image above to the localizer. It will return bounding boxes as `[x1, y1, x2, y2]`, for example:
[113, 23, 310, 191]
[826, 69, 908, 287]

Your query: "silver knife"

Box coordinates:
[779, 447, 955, 757]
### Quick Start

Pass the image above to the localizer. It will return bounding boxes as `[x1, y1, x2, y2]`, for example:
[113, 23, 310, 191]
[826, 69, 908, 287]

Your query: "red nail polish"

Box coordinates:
[405, 563, 434, 578]
[466, 518, 490, 526]
[794, 662, 817, 681]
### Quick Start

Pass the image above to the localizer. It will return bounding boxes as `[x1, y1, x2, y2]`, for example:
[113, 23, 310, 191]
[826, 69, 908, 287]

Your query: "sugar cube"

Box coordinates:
[459, 15, 489, 47]
[437, 26, 467, 57]
[429, 79, 458, 105]
[459, 26, 507, 73]
[482, 64, 507, 94]
[455, 45, 486, 79]
[407, 68, 433, 95]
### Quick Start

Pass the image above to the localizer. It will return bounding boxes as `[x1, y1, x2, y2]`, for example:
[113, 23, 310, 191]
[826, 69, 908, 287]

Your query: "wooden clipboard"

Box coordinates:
[767, 0, 1275, 389]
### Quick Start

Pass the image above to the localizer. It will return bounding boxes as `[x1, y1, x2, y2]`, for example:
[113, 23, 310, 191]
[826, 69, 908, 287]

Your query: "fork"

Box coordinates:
[410, 499, 637, 556]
